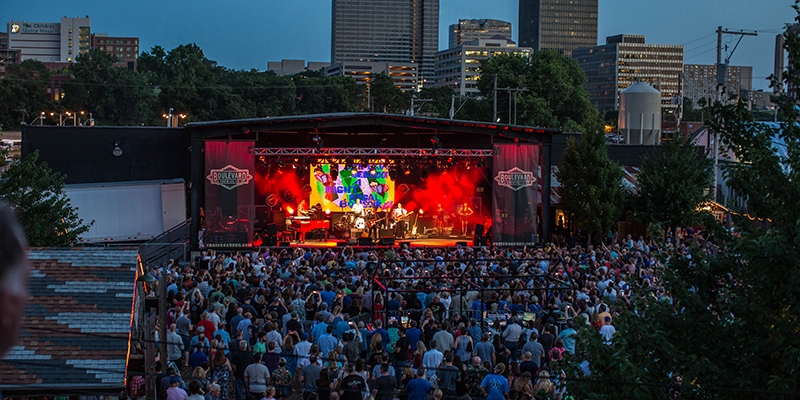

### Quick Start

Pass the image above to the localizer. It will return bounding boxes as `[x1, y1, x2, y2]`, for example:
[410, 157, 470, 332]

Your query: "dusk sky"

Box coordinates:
[3, 0, 793, 90]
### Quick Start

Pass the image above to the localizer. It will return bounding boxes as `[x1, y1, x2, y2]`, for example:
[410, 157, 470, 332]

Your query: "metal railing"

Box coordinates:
[139, 219, 191, 267]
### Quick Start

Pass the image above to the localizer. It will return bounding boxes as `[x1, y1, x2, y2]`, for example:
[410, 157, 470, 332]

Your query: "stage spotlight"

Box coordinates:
[330, 164, 339, 180]
[431, 136, 441, 148]
[404, 166, 412, 175]
[421, 166, 429, 180]
[389, 167, 397, 181]
[325, 209, 331, 215]
[313, 135, 325, 148]
[286, 206, 295, 215]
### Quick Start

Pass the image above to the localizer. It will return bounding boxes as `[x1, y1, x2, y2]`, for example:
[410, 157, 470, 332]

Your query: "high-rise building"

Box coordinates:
[92, 34, 140, 70]
[325, 61, 419, 92]
[7, 17, 91, 63]
[683, 64, 752, 106]
[573, 34, 684, 112]
[268, 60, 331, 76]
[449, 19, 512, 49]
[435, 36, 531, 97]
[331, 0, 439, 87]
[518, 0, 598, 58]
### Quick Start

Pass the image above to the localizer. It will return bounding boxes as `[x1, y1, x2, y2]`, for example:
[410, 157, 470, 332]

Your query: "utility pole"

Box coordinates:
[713, 26, 757, 202]
[493, 75, 498, 123]
[450, 95, 455, 119]
[497, 87, 529, 124]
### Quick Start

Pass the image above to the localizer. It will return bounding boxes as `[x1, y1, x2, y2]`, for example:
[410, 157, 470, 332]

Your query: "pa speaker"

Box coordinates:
[380, 237, 395, 246]
[278, 241, 291, 247]
[399, 241, 411, 248]
[264, 236, 278, 247]
[266, 223, 277, 237]
[357, 237, 373, 246]
[474, 237, 488, 246]
[474, 224, 485, 237]
[456, 241, 468, 247]
[337, 242, 348, 247]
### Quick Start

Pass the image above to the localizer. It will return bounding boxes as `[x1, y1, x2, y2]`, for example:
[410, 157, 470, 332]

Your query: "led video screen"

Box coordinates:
[309, 163, 395, 212]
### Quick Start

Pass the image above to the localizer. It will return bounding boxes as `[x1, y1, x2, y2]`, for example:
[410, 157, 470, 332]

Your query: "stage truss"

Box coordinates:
[253, 148, 493, 158]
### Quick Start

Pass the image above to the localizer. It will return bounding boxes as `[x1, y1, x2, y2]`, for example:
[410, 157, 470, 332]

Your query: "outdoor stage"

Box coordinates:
[276, 237, 475, 248]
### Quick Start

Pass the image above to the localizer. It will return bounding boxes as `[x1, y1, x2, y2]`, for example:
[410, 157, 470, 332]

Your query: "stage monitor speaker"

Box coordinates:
[474, 224, 485, 238]
[264, 236, 278, 247]
[349, 238, 358, 245]
[456, 241, 468, 247]
[274, 211, 287, 231]
[380, 237, 395, 246]
[357, 237, 373, 246]
[266, 223, 277, 237]
[399, 241, 411, 248]
[278, 241, 291, 247]
[337, 242, 348, 247]
[379, 229, 394, 238]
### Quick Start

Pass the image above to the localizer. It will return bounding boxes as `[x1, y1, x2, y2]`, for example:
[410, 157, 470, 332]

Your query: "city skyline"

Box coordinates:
[1, 0, 792, 90]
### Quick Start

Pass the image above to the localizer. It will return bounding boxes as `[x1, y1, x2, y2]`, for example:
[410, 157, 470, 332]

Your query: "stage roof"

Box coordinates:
[185, 113, 560, 146]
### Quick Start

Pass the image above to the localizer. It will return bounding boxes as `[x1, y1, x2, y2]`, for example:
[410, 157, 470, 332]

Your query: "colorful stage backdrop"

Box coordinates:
[310, 163, 395, 212]
[492, 144, 540, 245]
[204, 140, 255, 248]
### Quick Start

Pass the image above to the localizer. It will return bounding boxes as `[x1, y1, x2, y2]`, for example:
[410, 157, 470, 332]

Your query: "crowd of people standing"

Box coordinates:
[135, 231, 690, 400]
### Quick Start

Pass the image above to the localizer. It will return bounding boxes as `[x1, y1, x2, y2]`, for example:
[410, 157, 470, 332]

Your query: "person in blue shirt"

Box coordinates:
[406, 320, 422, 351]
[558, 320, 577, 354]
[319, 325, 339, 358]
[404, 368, 431, 400]
[370, 319, 390, 351]
[480, 363, 510, 400]
[471, 294, 485, 320]
[311, 314, 329, 343]
[189, 344, 208, 370]
[320, 283, 336, 308]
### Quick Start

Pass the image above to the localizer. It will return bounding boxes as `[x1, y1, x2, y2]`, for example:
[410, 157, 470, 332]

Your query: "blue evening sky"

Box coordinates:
[2, 0, 793, 90]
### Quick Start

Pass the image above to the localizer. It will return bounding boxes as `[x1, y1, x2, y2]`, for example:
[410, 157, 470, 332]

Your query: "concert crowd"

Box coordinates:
[136, 230, 705, 400]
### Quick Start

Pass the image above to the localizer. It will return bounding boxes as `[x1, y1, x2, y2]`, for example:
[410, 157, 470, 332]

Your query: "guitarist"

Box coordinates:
[392, 203, 409, 239]
[366, 209, 379, 239]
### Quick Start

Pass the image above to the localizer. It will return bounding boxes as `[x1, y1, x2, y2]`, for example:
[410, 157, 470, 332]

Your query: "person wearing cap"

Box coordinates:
[600, 316, 616, 345]
[166, 376, 188, 400]
[295, 332, 313, 369]
[480, 363, 509, 400]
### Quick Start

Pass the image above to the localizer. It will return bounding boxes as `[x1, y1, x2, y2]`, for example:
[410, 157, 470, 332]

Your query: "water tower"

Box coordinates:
[618, 81, 662, 144]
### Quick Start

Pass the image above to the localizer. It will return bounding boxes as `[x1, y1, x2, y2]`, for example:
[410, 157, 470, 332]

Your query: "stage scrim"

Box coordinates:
[492, 144, 540, 245]
[204, 140, 255, 248]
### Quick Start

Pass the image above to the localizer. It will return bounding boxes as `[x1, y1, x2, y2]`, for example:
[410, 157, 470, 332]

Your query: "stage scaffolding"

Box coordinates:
[253, 147, 494, 158]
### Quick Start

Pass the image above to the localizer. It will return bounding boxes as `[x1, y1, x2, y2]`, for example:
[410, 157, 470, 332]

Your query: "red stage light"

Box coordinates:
[287, 207, 295, 215]
[404, 170, 411, 175]
[419, 209, 424, 215]
[325, 209, 331, 215]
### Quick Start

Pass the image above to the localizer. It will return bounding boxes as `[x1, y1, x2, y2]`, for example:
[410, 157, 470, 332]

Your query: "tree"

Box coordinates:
[556, 130, 625, 246]
[416, 86, 456, 118]
[564, 6, 800, 398]
[63, 49, 158, 126]
[0, 59, 56, 130]
[0, 151, 91, 246]
[478, 51, 597, 131]
[633, 131, 713, 242]
[369, 73, 411, 113]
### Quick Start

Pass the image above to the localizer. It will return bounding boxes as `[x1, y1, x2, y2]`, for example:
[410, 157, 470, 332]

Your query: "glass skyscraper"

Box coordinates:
[332, 0, 439, 87]
[519, 0, 598, 58]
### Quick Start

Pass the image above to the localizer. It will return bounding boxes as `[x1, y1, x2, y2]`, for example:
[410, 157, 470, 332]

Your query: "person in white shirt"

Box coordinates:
[599, 316, 616, 344]
[351, 198, 364, 216]
[422, 339, 444, 380]
[294, 333, 313, 369]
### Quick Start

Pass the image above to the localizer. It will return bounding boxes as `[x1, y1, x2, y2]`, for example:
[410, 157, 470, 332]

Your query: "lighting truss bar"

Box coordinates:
[253, 148, 493, 157]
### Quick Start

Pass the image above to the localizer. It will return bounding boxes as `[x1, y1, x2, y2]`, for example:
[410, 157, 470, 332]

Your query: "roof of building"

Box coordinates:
[620, 81, 660, 94]
[0, 247, 139, 396]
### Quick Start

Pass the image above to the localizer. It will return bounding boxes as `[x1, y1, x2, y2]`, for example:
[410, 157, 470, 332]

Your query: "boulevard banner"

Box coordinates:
[204, 140, 255, 248]
[492, 143, 540, 245]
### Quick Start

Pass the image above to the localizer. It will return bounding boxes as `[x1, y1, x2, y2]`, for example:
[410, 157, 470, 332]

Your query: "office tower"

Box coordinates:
[573, 34, 683, 112]
[519, 0, 598, 58]
[684, 64, 752, 106]
[449, 19, 512, 49]
[331, 0, 439, 87]
[435, 37, 531, 96]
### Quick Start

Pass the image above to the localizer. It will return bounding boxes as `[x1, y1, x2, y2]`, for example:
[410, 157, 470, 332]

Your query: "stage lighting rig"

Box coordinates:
[313, 135, 325, 149]
[431, 136, 441, 150]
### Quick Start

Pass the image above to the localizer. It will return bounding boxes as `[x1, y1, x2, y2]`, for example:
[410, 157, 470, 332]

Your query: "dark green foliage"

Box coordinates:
[369, 73, 411, 113]
[556, 130, 625, 244]
[0, 60, 54, 129]
[477, 51, 597, 131]
[0, 151, 91, 246]
[633, 131, 714, 241]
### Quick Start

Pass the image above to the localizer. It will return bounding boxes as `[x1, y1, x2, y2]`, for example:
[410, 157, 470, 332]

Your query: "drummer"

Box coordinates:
[351, 198, 365, 217]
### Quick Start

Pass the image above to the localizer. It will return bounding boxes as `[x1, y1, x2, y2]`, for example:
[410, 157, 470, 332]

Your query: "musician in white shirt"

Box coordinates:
[351, 198, 365, 216]
[392, 203, 409, 238]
